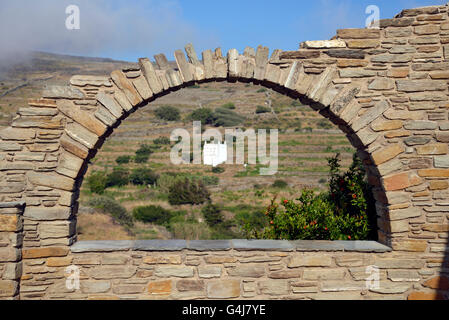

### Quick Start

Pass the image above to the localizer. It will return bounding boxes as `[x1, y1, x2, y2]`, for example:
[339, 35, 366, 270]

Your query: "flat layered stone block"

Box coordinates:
[207, 280, 240, 299]
[27, 172, 75, 191]
[337, 28, 380, 39]
[70, 75, 112, 87]
[71, 241, 134, 253]
[292, 240, 344, 252]
[42, 85, 85, 99]
[188, 240, 231, 251]
[24, 207, 72, 221]
[133, 240, 186, 251]
[336, 241, 392, 252]
[231, 239, 294, 251]
[302, 40, 346, 49]
[22, 247, 69, 259]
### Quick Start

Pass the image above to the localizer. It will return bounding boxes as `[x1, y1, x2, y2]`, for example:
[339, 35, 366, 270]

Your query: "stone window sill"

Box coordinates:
[70, 240, 392, 253]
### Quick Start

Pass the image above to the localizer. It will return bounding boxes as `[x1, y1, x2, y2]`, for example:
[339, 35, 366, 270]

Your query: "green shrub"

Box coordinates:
[106, 167, 129, 188]
[202, 176, 219, 186]
[129, 168, 159, 186]
[87, 196, 133, 227]
[136, 144, 154, 157]
[133, 205, 171, 226]
[212, 108, 245, 127]
[135, 154, 149, 163]
[188, 108, 214, 125]
[235, 206, 269, 238]
[221, 102, 236, 110]
[170, 222, 212, 240]
[168, 178, 210, 205]
[212, 167, 225, 174]
[257, 88, 267, 93]
[272, 180, 288, 189]
[202, 202, 224, 227]
[134, 144, 153, 163]
[256, 105, 271, 114]
[317, 119, 333, 129]
[87, 171, 107, 194]
[153, 136, 171, 145]
[115, 155, 131, 165]
[156, 173, 183, 194]
[154, 106, 181, 121]
[249, 153, 375, 241]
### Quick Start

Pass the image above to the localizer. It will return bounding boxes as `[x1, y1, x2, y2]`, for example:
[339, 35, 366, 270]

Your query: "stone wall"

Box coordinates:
[14, 240, 447, 300]
[0, 3, 448, 299]
[0, 202, 24, 299]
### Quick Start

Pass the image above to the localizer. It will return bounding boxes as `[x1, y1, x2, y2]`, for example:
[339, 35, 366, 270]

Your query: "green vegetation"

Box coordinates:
[272, 179, 288, 189]
[188, 107, 214, 125]
[221, 102, 236, 110]
[87, 171, 107, 195]
[212, 107, 245, 127]
[256, 105, 271, 114]
[116, 155, 131, 165]
[129, 168, 159, 186]
[168, 178, 211, 205]
[244, 154, 376, 241]
[153, 136, 171, 145]
[106, 167, 129, 188]
[87, 196, 133, 228]
[211, 166, 225, 174]
[154, 106, 181, 121]
[134, 144, 153, 163]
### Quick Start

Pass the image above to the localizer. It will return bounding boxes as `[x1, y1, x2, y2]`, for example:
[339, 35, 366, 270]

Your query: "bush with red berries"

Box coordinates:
[249, 153, 376, 241]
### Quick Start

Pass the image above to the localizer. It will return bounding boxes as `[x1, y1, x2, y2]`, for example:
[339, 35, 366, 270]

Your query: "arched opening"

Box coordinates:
[73, 74, 381, 243]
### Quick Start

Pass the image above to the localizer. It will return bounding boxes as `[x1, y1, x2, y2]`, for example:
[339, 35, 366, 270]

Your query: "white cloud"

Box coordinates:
[0, 0, 216, 64]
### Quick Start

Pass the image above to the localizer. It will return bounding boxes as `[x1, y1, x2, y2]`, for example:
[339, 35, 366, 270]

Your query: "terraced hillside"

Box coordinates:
[0, 52, 356, 241]
[77, 81, 356, 240]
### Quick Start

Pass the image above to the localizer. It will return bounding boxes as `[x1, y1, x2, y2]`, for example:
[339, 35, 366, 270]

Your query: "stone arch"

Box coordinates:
[1, 3, 448, 258]
[59, 46, 388, 242]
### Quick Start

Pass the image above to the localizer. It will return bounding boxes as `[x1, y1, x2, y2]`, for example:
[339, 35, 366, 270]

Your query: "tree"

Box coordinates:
[168, 178, 210, 205]
[202, 202, 224, 227]
[154, 106, 181, 121]
[130, 168, 159, 186]
[189, 108, 214, 125]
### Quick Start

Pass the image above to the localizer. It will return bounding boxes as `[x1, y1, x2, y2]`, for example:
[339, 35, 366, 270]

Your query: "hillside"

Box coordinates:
[0, 51, 356, 241]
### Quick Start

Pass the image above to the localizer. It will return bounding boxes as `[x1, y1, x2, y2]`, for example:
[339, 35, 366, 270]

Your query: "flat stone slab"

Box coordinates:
[231, 239, 294, 251]
[0, 202, 26, 209]
[188, 240, 231, 251]
[69, 240, 391, 253]
[335, 240, 392, 253]
[133, 240, 187, 251]
[293, 240, 345, 252]
[70, 241, 134, 253]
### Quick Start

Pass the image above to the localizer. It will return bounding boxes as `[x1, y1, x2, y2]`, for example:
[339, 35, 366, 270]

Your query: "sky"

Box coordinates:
[0, 0, 447, 64]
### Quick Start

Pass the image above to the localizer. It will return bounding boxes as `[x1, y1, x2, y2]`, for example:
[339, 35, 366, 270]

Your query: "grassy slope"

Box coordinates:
[0, 52, 355, 240]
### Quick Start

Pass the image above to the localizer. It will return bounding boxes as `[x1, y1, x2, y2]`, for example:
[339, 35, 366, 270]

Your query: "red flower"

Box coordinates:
[270, 221, 274, 225]
[283, 200, 288, 204]
[325, 227, 328, 231]
[352, 194, 357, 199]
[348, 235, 351, 240]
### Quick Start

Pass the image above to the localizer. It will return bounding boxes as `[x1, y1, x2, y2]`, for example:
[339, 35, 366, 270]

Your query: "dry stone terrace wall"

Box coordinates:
[0, 4, 448, 300]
